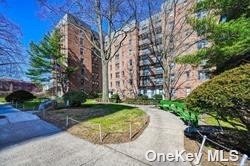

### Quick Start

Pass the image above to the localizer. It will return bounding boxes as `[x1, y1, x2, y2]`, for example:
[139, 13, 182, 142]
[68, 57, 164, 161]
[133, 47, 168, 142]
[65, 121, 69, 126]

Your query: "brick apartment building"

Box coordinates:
[108, 0, 209, 99]
[56, 0, 209, 99]
[108, 22, 139, 98]
[56, 14, 102, 96]
[0, 78, 40, 95]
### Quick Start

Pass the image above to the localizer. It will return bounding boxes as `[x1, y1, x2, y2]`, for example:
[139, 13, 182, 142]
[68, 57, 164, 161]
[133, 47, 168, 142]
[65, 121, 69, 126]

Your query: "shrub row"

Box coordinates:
[186, 64, 250, 130]
[160, 100, 198, 126]
[124, 98, 160, 105]
[63, 91, 86, 107]
[5, 90, 36, 103]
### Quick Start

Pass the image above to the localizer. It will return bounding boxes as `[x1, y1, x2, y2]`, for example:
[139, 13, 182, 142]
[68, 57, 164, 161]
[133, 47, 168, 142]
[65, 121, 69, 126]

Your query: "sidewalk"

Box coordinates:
[0, 105, 190, 166]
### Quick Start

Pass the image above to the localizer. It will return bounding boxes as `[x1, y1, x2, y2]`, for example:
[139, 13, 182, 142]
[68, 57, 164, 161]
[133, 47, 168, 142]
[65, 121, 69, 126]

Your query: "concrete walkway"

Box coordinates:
[0, 105, 189, 166]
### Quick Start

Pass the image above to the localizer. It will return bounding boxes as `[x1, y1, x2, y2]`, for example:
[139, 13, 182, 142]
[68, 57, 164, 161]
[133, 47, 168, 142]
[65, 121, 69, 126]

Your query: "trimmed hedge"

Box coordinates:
[160, 100, 198, 126]
[5, 90, 36, 103]
[124, 98, 160, 105]
[186, 64, 250, 130]
[110, 93, 121, 103]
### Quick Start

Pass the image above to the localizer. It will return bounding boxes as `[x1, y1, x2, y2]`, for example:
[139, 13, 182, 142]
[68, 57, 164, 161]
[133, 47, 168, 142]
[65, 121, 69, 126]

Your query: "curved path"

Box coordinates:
[0, 105, 190, 166]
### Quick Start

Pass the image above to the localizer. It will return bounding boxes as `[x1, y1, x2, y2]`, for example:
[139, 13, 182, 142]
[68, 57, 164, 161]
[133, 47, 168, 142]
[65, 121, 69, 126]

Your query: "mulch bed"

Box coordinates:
[184, 136, 239, 166]
[184, 125, 250, 166]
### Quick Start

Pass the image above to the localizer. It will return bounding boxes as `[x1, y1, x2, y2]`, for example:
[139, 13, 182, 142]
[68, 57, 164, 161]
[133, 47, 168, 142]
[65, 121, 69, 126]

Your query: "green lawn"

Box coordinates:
[43, 102, 148, 143]
[0, 97, 6, 103]
[201, 114, 247, 131]
[84, 99, 97, 105]
[22, 99, 42, 109]
[82, 104, 146, 132]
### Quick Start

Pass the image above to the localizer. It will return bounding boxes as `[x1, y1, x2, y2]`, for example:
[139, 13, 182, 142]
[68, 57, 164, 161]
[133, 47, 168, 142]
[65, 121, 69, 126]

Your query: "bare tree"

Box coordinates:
[0, 12, 22, 78]
[144, 0, 199, 100]
[39, 0, 138, 102]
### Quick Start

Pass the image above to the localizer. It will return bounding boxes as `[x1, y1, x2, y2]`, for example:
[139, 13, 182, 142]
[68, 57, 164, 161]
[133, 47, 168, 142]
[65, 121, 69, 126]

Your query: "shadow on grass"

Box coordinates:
[185, 125, 250, 156]
[42, 103, 140, 129]
[74, 103, 138, 121]
[40, 103, 148, 144]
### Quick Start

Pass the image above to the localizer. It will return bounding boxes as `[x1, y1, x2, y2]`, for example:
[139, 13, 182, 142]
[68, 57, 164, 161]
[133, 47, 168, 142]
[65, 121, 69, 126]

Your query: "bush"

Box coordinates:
[124, 98, 160, 105]
[160, 100, 198, 126]
[63, 91, 86, 107]
[137, 94, 148, 100]
[87, 92, 102, 99]
[153, 94, 162, 100]
[5, 90, 36, 103]
[186, 64, 250, 130]
[110, 93, 121, 103]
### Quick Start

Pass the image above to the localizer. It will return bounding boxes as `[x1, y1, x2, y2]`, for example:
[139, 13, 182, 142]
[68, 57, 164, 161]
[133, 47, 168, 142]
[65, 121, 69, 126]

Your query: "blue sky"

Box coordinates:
[0, 0, 52, 47]
[0, 0, 163, 80]
[0, 0, 54, 80]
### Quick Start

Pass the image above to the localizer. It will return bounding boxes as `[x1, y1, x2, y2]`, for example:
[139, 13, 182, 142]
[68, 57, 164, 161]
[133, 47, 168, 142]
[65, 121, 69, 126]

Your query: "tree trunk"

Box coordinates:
[102, 60, 109, 102]
[162, 56, 171, 100]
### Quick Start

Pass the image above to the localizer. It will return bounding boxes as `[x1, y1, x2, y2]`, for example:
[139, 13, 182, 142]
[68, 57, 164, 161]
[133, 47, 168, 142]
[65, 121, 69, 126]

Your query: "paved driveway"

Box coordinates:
[0, 105, 190, 166]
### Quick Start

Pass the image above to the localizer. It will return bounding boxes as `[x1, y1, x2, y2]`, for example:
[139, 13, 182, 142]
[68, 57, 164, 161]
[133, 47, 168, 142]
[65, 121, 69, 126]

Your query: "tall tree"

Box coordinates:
[0, 11, 22, 77]
[178, 0, 250, 74]
[38, 0, 138, 102]
[27, 30, 74, 95]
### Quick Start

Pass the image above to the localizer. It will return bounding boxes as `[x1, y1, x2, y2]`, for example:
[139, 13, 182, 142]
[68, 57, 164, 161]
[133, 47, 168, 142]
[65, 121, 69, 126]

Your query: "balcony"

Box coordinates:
[139, 38, 150, 46]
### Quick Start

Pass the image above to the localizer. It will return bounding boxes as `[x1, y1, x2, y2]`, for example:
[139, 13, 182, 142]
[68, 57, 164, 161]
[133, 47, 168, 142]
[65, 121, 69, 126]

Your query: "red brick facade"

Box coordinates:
[57, 0, 209, 99]
[0, 79, 40, 94]
[57, 14, 102, 96]
[108, 24, 139, 99]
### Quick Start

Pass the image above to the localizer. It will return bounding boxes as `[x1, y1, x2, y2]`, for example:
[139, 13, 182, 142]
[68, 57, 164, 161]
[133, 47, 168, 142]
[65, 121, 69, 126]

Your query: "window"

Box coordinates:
[143, 59, 149, 65]
[110, 82, 112, 88]
[156, 67, 163, 74]
[81, 78, 84, 85]
[129, 59, 133, 65]
[80, 48, 83, 55]
[185, 71, 190, 80]
[116, 81, 120, 87]
[141, 26, 147, 31]
[129, 49, 132, 55]
[114, 45, 119, 51]
[186, 87, 191, 96]
[122, 71, 125, 76]
[143, 69, 149, 76]
[110, 65, 112, 70]
[169, 21, 174, 29]
[115, 72, 120, 78]
[185, 29, 190, 36]
[80, 30, 83, 35]
[170, 73, 175, 81]
[155, 27, 162, 34]
[171, 88, 176, 97]
[198, 70, 209, 80]
[170, 62, 175, 68]
[129, 38, 132, 45]
[220, 15, 227, 23]
[196, 11, 207, 19]
[110, 74, 112, 79]
[129, 79, 133, 85]
[115, 54, 119, 61]
[80, 38, 83, 45]
[80, 58, 84, 63]
[115, 63, 120, 70]
[200, 60, 207, 66]
[155, 78, 163, 85]
[197, 40, 208, 49]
